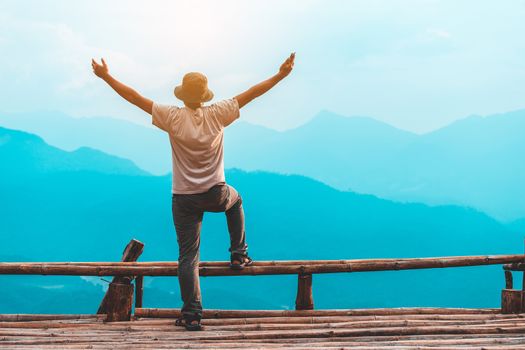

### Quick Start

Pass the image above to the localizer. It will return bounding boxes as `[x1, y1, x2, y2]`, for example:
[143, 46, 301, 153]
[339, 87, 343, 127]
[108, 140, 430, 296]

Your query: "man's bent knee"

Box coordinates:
[226, 185, 241, 211]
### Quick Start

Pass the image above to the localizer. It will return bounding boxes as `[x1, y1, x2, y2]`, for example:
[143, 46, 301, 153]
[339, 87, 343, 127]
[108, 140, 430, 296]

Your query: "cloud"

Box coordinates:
[0, 0, 524, 133]
[1, 15, 147, 93]
[427, 29, 452, 39]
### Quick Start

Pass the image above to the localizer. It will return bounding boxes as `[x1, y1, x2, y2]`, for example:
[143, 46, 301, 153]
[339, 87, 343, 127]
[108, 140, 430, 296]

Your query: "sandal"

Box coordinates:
[230, 252, 254, 270]
[175, 314, 204, 331]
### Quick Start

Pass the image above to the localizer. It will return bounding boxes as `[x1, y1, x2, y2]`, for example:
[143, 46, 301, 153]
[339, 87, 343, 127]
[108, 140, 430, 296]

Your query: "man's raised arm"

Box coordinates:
[234, 52, 295, 109]
[91, 58, 153, 115]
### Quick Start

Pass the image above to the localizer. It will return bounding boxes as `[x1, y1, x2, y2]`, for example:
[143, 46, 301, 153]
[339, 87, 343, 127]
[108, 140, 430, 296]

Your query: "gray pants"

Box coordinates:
[171, 183, 248, 319]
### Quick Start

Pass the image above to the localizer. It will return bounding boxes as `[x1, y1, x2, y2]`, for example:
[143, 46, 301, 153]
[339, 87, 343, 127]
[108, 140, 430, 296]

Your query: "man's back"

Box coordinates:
[151, 98, 240, 194]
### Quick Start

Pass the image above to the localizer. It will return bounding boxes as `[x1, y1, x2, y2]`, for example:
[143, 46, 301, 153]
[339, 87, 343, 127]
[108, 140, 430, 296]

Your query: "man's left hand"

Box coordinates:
[91, 58, 109, 79]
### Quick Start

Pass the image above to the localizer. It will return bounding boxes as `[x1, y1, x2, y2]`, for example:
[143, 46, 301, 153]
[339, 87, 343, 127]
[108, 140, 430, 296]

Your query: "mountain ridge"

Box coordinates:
[2, 107, 524, 220]
[0, 126, 149, 177]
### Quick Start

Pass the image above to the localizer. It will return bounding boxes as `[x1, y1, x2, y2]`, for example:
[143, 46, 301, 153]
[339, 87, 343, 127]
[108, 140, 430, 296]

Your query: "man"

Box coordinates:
[91, 52, 295, 331]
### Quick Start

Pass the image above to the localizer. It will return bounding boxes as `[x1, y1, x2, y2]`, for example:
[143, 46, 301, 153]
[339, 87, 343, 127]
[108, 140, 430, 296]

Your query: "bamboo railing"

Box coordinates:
[1, 255, 523, 275]
[2, 239, 525, 321]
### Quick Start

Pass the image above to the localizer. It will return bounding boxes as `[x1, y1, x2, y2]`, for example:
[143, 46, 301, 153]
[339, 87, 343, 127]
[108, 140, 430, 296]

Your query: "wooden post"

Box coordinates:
[502, 239, 525, 314]
[295, 273, 314, 310]
[104, 282, 134, 322]
[505, 270, 513, 289]
[97, 239, 144, 321]
[522, 238, 525, 291]
[135, 276, 144, 309]
[501, 289, 523, 314]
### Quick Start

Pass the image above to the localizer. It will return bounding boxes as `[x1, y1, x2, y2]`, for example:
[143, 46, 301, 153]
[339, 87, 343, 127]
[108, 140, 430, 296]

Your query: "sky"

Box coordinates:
[1, 0, 525, 133]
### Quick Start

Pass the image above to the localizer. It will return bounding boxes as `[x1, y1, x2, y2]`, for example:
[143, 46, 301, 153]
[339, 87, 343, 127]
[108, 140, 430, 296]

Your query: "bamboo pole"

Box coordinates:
[6, 318, 525, 334]
[0, 314, 105, 322]
[135, 307, 500, 319]
[1, 254, 523, 276]
[147, 325, 525, 341]
[3, 314, 523, 329]
[9, 254, 525, 267]
[7, 259, 383, 266]
[504, 263, 525, 271]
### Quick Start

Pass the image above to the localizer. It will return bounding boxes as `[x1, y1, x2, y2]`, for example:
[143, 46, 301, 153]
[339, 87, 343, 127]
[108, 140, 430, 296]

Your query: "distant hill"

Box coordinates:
[0, 127, 149, 178]
[225, 111, 417, 195]
[0, 111, 169, 174]
[2, 108, 524, 220]
[224, 109, 525, 221]
[379, 110, 525, 221]
[0, 127, 522, 313]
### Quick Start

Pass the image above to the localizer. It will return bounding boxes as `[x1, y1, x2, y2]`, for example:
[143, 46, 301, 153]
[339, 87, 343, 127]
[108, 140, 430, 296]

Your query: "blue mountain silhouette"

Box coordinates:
[0, 127, 148, 178]
[1, 126, 522, 313]
[2, 108, 523, 220]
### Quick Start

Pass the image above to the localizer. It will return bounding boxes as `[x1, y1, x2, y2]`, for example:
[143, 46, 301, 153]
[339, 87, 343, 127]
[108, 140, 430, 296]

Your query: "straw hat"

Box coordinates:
[174, 72, 214, 103]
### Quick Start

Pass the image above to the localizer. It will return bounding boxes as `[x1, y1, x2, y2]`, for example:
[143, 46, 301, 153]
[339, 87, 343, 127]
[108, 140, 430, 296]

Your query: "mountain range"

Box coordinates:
[1, 108, 524, 221]
[1, 126, 523, 313]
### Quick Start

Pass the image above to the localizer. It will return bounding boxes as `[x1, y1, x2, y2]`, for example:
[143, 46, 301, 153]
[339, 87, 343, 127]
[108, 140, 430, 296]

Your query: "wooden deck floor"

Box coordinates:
[2, 308, 525, 349]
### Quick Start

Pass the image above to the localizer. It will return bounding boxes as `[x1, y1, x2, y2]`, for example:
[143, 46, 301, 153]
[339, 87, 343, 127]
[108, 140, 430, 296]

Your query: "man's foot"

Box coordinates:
[175, 316, 203, 331]
[230, 252, 254, 270]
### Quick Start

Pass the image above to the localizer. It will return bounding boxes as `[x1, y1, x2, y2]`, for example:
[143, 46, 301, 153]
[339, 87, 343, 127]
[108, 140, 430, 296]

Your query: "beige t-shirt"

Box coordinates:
[151, 98, 240, 194]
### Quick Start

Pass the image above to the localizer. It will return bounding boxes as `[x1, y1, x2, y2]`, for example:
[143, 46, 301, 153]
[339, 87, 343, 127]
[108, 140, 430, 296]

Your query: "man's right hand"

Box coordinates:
[277, 52, 295, 79]
[91, 58, 110, 79]
[90, 57, 153, 115]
